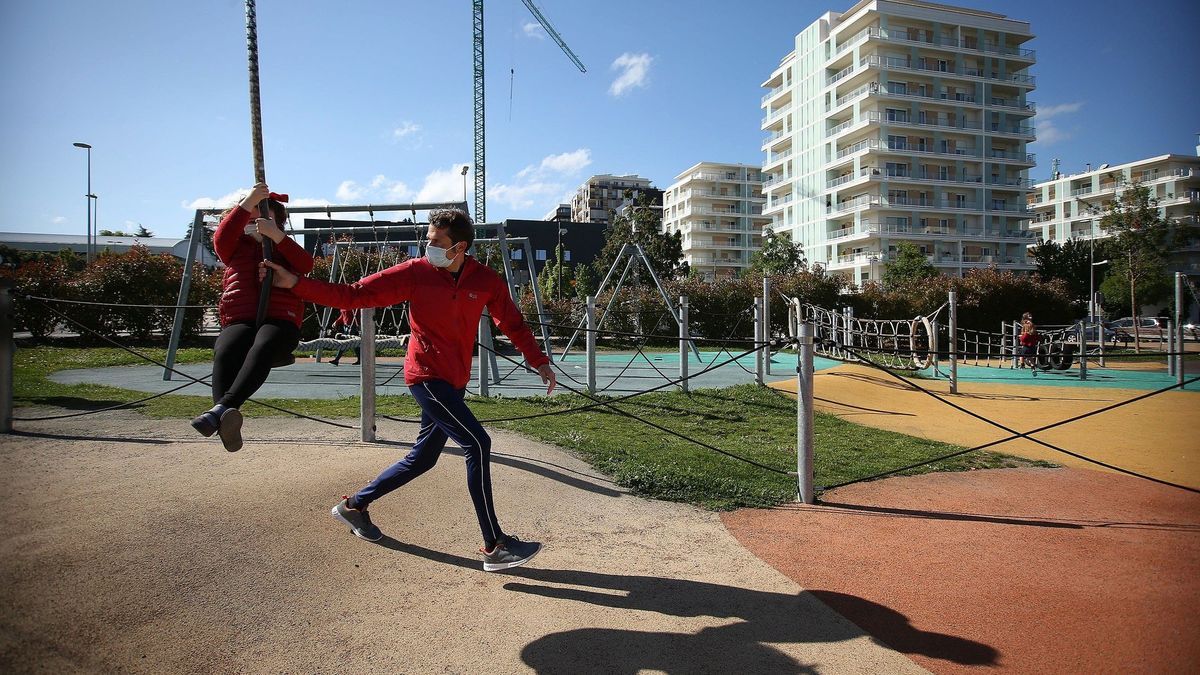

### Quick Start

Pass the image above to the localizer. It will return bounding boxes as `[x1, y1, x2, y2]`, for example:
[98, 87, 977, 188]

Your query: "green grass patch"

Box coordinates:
[14, 345, 1051, 510]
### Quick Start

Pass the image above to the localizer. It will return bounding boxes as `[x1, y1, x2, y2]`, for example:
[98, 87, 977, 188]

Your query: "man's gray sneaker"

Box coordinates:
[331, 497, 383, 542]
[217, 408, 243, 452]
[482, 535, 542, 572]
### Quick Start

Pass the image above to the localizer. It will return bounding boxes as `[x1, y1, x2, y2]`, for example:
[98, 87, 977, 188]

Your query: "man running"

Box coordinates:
[261, 209, 555, 572]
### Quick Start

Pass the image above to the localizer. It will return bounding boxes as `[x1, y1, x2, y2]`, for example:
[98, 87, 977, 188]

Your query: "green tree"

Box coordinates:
[98, 229, 131, 237]
[593, 194, 687, 282]
[1099, 183, 1177, 346]
[574, 263, 596, 299]
[882, 242, 937, 287]
[538, 245, 575, 301]
[748, 227, 806, 276]
[1028, 237, 1111, 304]
[135, 224, 154, 237]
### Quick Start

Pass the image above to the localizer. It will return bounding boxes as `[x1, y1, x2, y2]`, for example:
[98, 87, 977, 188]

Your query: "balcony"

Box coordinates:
[832, 138, 986, 163]
[860, 54, 1036, 87]
[989, 149, 1037, 164]
[763, 173, 792, 189]
[862, 110, 983, 132]
[855, 27, 1036, 61]
[827, 168, 873, 189]
[826, 62, 858, 86]
[1070, 185, 1094, 197]
[761, 102, 792, 126]
[761, 85, 786, 104]
[765, 148, 792, 166]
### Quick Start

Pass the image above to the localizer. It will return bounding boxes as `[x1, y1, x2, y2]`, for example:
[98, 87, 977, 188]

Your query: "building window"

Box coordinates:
[512, 249, 523, 260]
[535, 249, 547, 261]
[887, 135, 907, 150]
[564, 250, 571, 262]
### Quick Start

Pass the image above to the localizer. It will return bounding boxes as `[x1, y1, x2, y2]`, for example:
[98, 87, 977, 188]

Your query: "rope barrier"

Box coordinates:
[822, 340, 1200, 494]
[20, 295, 217, 310]
[22, 296, 358, 430]
[14, 376, 209, 421]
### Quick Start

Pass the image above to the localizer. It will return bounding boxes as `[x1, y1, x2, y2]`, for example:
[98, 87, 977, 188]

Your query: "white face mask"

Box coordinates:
[425, 243, 459, 268]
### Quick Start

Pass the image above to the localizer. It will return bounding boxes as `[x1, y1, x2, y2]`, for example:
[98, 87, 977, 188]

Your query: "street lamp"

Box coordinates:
[557, 227, 568, 300]
[460, 165, 470, 209]
[72, 142, 93, 264]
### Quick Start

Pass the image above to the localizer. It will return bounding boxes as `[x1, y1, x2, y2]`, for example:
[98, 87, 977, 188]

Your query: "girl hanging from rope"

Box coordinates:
[1019, 311, 1040, 376]
[190, 183, 314, 450]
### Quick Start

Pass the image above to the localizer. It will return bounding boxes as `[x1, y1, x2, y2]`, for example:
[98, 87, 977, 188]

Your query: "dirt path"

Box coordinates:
[1, 410, 925, 674]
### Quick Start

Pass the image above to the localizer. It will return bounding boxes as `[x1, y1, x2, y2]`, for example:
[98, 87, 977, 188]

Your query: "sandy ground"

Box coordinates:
[1, 410, 925, 674]
[772, 363, 1200, 488]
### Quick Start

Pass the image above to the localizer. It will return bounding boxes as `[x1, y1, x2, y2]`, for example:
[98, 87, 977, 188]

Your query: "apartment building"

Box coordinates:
[1028, 149, 1200, 283]
[661, 162, 770, 280]
[761, 0, 1037, 285]
[568, 174, 661, 225]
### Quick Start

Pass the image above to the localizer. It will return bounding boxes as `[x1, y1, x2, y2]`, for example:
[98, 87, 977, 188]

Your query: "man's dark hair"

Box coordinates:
[429, 209, 475, 247]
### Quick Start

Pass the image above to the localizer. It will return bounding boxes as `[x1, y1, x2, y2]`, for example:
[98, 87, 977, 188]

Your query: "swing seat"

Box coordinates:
[272, 353, 297, 368]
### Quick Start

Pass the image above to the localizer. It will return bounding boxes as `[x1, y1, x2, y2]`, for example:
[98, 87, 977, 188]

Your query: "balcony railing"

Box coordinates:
[854, 27, 1036, 59]
[761, 102, 792, 126]
[989, 149, 1037, 163]
[863, 110, 984, 132]
[860, 54, 1036, 86]
[763, 173, 791, 188]
[763, 129, 788, 145]
[828, 195, 1030, 214]
[826, 62, 858, 86]
[761, 85, 785, 104]
[765, 148, 792, 165]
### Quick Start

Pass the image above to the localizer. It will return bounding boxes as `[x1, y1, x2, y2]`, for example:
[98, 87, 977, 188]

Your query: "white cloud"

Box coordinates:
[337, 175, 411, 203]
[392, 121, 422, 140]
[539, 148, 591, 174]
[609, 52, 652, 97]
[487, 149, 592, 213]
[522, 22, 545, 39]
[184, 189, 246, 210]
[52, 216, 66, 224]
[416, 164, 471, 203]
[1038, 102, 1084, 119]
[1035, 101, 1084, 146]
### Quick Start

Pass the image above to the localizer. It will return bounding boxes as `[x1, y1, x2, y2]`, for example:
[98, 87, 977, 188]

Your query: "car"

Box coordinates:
[1107, 317, 1163, 330]
[1108, 316, 1167, 343]
[1080, 323, 1117, 343]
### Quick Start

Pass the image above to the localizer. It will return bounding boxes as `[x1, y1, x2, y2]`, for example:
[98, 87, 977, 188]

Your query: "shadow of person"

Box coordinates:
[372, 538, 997, 672]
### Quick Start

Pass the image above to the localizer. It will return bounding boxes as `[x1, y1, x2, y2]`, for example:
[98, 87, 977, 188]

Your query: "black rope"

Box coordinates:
[20, 294, 217, 310]
[473, 342, 795, 477]
[14, 376, 209, 421]
[22, 296, 357, 430]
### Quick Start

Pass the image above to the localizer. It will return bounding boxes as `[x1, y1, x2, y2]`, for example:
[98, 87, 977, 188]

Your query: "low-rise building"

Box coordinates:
[569, 174, 661, 225]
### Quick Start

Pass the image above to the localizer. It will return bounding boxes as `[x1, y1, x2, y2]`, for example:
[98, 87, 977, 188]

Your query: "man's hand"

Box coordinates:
[254, 217, 284, 243]
[537, 363, 557, 395]
[259, 260, 298, 289]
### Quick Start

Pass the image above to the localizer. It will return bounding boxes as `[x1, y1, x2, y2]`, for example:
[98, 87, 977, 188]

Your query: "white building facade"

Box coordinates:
[761, 0, 1037, 285]
[661, 162, 770, 280]
[1028, 151, 1200, 285]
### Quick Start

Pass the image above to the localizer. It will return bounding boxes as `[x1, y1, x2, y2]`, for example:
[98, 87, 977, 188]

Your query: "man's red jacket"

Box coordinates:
[292, 256, 549, 389]
[214, 206, 314, 328]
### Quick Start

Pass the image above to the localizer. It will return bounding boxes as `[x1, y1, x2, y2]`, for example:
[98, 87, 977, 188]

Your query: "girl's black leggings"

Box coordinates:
[211, 319, 301, 408]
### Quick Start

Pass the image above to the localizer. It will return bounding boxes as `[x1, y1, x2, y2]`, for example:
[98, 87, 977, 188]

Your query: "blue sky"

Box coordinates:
[1, 0, 1197, 239]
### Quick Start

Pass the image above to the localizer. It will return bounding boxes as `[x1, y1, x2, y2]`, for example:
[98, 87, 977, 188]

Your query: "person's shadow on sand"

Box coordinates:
[377, 537, 997, 673]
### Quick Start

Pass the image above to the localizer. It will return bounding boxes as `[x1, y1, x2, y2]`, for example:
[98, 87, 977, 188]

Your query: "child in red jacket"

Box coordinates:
[262, 209, 555, 571]
[190, 183, 314, 450]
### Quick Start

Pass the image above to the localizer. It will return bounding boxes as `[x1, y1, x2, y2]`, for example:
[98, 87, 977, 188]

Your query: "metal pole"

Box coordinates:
[1177, 272, 1186, 388]
[762, 276, 772, 376]
[1166, 318, 1175, 377]
[1079, 320, 1088, 381]
[586, 295, 596, 394]
[1011, 321, 1019, 368]
[755, 297, 764, 386]
[797, 322, 814, 504]
[561, 243, 629, 357]
[85, 147, 92, 264]
[164, 210, 206, 380]
[0, 279, 13, 433]
[478, 310, 491, 396]
[948, 290, 957, 394]
[522, 238, 553, 361]
[359, 307, 376, 442]
[634, 244, 699, 358]
[679, 296, 689, 393]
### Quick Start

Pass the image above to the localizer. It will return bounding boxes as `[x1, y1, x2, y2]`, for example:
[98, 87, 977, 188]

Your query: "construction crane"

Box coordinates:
[472, 0, 585, 223]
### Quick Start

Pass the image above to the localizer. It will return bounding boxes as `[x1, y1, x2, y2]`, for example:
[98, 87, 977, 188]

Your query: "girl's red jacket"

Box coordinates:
[214, 206, 314, 328]
[292, 255, 549, 389]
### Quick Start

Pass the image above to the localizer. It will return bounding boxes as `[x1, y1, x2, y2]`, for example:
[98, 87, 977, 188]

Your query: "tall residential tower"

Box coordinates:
[761, 0, 1037, 285]
[661, 162, 770, 280]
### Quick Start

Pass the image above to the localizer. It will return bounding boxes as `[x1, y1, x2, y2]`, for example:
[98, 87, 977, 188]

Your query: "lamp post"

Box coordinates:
[460, 165, 470, 210]
[556, 227, 567, 300]
[72, 142, 93, 264]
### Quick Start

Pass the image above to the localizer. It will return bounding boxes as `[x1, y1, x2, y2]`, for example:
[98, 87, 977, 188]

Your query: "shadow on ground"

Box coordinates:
[377, 537, 997, 673]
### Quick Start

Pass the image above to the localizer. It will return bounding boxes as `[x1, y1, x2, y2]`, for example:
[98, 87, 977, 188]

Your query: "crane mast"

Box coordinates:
[472, 0, 584, 225]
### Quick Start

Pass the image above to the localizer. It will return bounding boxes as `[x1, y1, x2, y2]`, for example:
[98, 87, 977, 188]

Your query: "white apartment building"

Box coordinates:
[1028, 149, 1200, 282]
[569, 174, 660, 225]
[661, 162, 770, 280]
[761, 0, 1037, 285]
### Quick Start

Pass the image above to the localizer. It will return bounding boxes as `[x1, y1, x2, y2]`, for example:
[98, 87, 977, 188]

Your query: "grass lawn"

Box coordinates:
[13, 344, 1050, 510]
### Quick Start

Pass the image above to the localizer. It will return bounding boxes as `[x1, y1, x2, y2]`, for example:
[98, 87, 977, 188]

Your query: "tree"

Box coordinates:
[748, 228, 806, 276]
[98, 229, 131, 237]
[1099, 183, 1175, 348]
[1028, 237, 1111, 305]
[135, 224, 154, 238]
[882, 242, 937, 287]
[593, 194, 687, 283]
[183, 219, 218, 262]
[574, 263, 596, 299]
